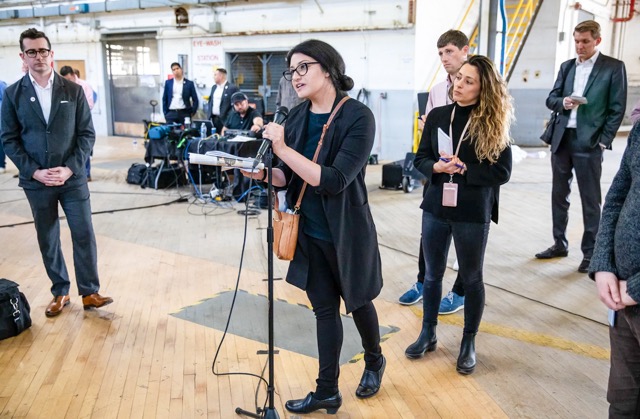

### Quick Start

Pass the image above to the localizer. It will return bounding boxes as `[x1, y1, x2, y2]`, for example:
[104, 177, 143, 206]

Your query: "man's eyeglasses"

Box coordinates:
[283, 62, 320, 81]
[24, 49, 51, 58]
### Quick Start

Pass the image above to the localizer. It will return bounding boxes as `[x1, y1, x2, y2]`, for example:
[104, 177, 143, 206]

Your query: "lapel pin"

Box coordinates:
[30, 97, 36, 102]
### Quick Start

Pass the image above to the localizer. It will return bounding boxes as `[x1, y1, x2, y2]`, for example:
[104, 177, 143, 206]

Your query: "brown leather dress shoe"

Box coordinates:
[82, 293, 114, 310]
[46, 295, 70, 317]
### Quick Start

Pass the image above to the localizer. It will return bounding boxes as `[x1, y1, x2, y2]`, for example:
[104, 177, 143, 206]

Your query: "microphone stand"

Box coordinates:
[236, 143, 280, 419]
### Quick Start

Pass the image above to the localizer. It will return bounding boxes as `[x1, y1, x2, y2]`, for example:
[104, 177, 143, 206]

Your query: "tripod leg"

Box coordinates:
[234, 407, 262, 418]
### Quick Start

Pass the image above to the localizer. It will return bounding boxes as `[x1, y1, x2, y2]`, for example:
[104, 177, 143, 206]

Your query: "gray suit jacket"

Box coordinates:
[0, 73, 94, 189]
[546, 53, 627, 153]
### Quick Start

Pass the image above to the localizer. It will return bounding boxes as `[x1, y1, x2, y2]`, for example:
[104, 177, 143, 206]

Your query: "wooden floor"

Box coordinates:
[0, 133, 627, 418]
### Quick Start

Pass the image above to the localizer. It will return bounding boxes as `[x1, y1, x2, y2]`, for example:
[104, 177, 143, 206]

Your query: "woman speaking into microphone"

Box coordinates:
[243, 39, 384, 414]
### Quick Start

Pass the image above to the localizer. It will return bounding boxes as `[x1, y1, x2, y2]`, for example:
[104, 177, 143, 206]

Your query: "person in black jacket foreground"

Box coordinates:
[406, 55, 513, 375]
[243, 39, 384, 414]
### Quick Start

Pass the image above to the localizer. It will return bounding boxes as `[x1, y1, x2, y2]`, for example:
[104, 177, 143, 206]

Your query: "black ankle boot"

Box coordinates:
[405, 323, 437, 359]
[356, 355, 385, 399]
[285, 391, 342, 414]
[456, 332, 476, 375]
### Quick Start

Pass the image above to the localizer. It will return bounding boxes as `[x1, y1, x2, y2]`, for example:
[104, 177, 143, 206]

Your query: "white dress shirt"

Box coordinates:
[567, 50, 599, 128]
[169, 78, 186, 110]
[212, 83, 224, 116]
[29, 70, 55, 124]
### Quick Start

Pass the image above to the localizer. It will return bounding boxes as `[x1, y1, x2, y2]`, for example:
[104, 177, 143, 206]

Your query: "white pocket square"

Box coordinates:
[60, 100, 69, 103]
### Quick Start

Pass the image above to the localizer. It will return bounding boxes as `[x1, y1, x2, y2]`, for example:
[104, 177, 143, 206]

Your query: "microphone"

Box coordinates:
[253, 106, 289, 168]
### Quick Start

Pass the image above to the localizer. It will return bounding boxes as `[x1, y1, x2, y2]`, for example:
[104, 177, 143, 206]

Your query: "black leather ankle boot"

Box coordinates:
[405, 323, 437, 359]
[456, 332, 477, 375]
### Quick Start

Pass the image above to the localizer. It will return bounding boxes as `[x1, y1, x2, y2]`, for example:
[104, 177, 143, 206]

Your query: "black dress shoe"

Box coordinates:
[578, 258, 591, 273]
[535, 244, 568, 259]
[285, 391, 342, 414]
[356, 355, 385, 399]
[456, 332, 476, 375]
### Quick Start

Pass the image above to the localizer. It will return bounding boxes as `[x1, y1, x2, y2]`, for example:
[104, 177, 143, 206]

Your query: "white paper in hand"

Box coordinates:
[569, 96, 588, 105]
[438, 128, 453, 155]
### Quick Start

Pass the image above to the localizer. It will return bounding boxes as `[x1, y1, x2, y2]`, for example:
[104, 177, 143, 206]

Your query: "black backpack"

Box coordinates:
[126, 163, 148, 185]
[0, 278, 32, 340]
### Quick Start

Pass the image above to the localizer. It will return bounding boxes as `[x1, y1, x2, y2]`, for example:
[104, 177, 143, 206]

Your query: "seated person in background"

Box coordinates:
[221, 92, 263, 136]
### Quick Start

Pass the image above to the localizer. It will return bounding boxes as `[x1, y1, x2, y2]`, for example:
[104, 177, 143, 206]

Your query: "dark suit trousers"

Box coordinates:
[165, 109, 191, 125]
[551, 128, 602, 258]
[24, 183, 100, 297]
[608, 306, 640, 418]
[305, 234, 382, 398]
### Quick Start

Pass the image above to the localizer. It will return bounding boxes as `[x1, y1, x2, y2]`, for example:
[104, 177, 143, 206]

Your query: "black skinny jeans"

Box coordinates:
[421, 211, 489, 334]
[305, 235, 382, 397]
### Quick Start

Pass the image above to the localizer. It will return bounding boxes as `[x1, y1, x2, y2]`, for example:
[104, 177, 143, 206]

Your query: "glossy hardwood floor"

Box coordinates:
[0, 134, 626, 418]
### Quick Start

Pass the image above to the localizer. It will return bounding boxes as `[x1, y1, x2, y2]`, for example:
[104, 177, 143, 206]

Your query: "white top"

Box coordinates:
[212, 83, 224, 116]
[29, 70, 55, 124]
[568, 50, 599, 129]
[169, 78, 186, 110]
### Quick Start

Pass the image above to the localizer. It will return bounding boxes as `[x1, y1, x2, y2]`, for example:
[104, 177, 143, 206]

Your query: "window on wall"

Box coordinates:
[104, 32, 161, 137]
[229, 51, 288, 119]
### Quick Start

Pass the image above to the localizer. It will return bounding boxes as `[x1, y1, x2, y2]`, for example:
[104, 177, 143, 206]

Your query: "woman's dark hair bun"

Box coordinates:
[339, 75, 354, 91]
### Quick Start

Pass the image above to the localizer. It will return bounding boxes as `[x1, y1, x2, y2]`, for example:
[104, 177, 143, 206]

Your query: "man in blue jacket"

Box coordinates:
[162, 62, 199, 124]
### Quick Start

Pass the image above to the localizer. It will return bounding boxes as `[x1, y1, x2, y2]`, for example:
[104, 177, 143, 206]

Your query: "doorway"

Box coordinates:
[230, 52, 288, 120]
[103, 33, 161, 137]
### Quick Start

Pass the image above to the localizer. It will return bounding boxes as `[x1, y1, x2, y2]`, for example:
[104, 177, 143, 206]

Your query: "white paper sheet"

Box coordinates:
[437, 128, 453, 155]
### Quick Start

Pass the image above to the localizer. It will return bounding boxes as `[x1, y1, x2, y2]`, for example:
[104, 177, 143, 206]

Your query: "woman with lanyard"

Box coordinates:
[405, 55, 513, 374]
[243, 39, 384, 414]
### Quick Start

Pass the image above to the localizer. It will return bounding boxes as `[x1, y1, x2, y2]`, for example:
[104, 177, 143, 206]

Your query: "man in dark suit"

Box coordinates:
[535, 20, 627, 273]
[0, 28, 113, 317]
[162, 62, 199, 125]
[207, 68, 239, 134]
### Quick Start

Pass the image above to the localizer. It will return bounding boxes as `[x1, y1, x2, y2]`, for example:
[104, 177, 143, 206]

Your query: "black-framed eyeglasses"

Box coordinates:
[24, 49, 51, 58]
[283, 62, 320, 81]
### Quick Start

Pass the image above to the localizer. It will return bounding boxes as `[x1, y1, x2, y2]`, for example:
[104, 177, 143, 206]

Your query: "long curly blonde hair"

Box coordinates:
[462, 55, 514, 163]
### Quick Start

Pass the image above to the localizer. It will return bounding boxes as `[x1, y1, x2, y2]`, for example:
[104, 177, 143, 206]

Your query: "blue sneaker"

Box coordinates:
[439, 291, 464, 314]
[399, 282, 423, 305]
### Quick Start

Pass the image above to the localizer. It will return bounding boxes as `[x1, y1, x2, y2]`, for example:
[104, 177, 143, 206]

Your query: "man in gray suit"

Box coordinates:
[1, 28, 113, 317]
[535, 20, 627, 273]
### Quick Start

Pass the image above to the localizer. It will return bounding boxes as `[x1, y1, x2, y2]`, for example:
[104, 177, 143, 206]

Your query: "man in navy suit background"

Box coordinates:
[535, 20, 627, 273]
[162, 62, 199, 125]
[0, 28, 113, 317]
[207, 68, 239, 134]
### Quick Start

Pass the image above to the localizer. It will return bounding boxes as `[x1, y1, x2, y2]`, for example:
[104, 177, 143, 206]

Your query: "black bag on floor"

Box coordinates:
[144, 163, 187, 189]
[126, 163, 148, 185]
[0, 278, 32, 340]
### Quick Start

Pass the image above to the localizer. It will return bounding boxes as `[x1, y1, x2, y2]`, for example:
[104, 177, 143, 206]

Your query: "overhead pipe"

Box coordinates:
[612, 0, 635, 22]
[498, 0, 507, 76]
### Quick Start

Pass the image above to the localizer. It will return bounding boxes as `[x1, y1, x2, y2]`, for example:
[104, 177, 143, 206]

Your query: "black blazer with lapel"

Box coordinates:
[279, 94, 382, 313]
[0, 73, 94, 189]
[546, 53, 627, 153]
[207, 81, 239, 122]
[162, 78, 199, 116]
